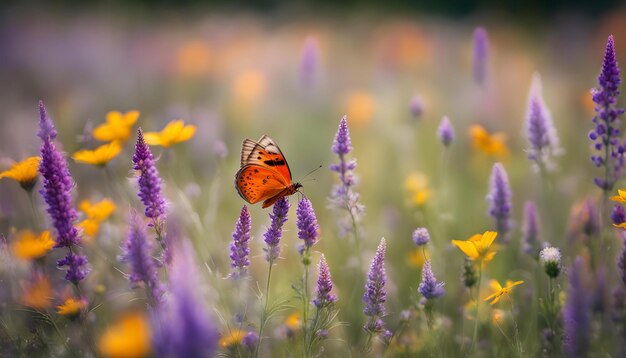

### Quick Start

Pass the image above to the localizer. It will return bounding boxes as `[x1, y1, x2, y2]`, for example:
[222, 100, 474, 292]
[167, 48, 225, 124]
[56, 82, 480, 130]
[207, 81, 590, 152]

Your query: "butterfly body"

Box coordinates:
[235, 135, 302, 208]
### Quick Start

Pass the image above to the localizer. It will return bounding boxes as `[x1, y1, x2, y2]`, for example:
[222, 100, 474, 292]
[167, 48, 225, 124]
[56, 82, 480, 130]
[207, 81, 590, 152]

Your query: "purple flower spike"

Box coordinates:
[612, 204, 626, 226]
[522, 201, 541, 255]
[487, 163, 513, 240]
[363, 238, 387, 334]
[473, 27, 489, 86]
[300, 37, 319, 88]
[119, 211, 164, 304]
[37, 101, 57, 140]
[409, 95, 424, 118]
[619, 234, 626, 288]
[229, 206, 252, 277]
[437, 116, 454, 147]
[526, 73, 562, 171]
[418, 260, 445, 300]
[296, 198, 319, 254]
[57, 253, 90, 285]
[263, 197, 290, 263]
[590, 35, 625, 191]
[332, 115, 352, 156]
[313, 254, 337, 308]
[563, 256, 591, 357]
[412, 227, 430, 246]
[133, 128, 166, 221]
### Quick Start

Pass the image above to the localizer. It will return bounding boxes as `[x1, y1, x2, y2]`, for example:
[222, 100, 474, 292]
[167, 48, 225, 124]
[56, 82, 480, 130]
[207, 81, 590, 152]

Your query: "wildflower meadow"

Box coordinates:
[3, 4, 626, 358]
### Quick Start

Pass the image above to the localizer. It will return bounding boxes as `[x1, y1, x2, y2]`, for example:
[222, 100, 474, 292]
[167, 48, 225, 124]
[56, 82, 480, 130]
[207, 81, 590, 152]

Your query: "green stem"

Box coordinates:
[302, 255, 310, 358]
[27, 189, 41, 230]
[472, 264, 483, 352]
[254, 262, 274, 358]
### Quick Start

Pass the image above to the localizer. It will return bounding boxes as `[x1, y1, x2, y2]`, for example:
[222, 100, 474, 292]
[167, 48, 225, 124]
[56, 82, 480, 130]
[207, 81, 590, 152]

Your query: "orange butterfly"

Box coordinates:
[235, 135, 302, 208]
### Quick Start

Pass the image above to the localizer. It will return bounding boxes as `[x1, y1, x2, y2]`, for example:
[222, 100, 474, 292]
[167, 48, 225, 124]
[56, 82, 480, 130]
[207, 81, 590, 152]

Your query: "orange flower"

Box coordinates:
[11, 230, 55, 260]
[344, 91, 376, 125]
[98, 313, 151, 358]
[57, 297, 87, 318]
[0, 156, 40, 191]
[21, 276, 53, 310]
[232, 70, 267, 106]
[219, 329, 246, 348]
[469, 125, 509, 157]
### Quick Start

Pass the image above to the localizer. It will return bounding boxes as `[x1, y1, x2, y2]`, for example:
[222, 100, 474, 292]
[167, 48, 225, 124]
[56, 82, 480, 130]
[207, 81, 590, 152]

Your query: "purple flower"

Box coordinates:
[152, 240, 219, 357]
[133, 128, 166, 221]
[437, 116, 454, 147]
[526, 73, 562, 171]
[582, 199, 601, 237]
[38, 101, 89, 284]
[242, 331, 258, 351]
[119, 211, 164, 304]
[263, 197, 290, 263]
[589, 35, 625, 191]
[412, 227, 430, 246]
[332, 115, 352, 156]
[612, 204, 626, 226]
[363, 238, 387, 334]
[619, 234, 626, 288]
[409, 95, 424, 118]
[229, 206, 252, 277]
[418, 260, 445, 300]
[299, 37, 319, 88]
[487, 163, 512, 239]
[522, 201, 541, 255]
[563, 256, 591, 357]
[296, 198, 319, 254]
[473, 27, 489, 86]
[313, 254, 336, 308]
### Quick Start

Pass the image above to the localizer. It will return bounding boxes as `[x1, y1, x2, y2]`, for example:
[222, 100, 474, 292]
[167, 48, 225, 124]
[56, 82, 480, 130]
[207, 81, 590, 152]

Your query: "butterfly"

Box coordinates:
[235, 135, 302, 208]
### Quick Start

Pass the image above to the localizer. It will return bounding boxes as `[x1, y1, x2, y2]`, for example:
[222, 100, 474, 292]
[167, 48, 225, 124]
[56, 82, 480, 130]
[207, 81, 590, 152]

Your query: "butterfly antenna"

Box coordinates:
[298, 165, 323, 183]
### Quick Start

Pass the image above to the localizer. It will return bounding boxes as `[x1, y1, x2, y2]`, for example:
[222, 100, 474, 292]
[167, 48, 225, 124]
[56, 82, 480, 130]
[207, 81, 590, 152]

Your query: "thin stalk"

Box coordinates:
[472, 264, 483, 352]
[254, 262, 274, 358]
[27, 189, 41, 230]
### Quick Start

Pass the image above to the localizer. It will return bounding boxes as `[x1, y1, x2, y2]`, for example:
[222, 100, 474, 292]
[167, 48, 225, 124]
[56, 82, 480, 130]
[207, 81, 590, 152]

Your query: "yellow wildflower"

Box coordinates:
[452, 231, 498, 264]
[21, 276, 53, 310]
[407, 248, 430, 268]
[469, 125, 509, 157]
[404, 172, 431, 206]
[484, 279, 524, 305]
[144, 120, 196, 148]
[0, 156, 40, 191]
[11, 230, 55, 260]
[73, 141, 122, 166]
[344, 91, 376, 125]
[57, 297, 87, 318]
[98, 313, 151, 358]
[93, 111, 140, 142]
[77, 199, 116, 238]
[219, 329, 246, 348]
[610, 189, 626, 203]
[78, 219, 100, 238]
[284, 312, 301, 331]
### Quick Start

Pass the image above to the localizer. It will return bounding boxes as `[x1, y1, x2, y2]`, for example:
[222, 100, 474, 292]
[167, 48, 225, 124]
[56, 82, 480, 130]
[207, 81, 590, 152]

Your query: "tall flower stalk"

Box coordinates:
[487, 163, 513, 241]
[305, 255, 338, 357]
[563, 256, 591, 357]
[362, 238, 389, 352]
[229, 206, 252, 279]
[473, 27, 489, 86]
[37, 101, 90, 288]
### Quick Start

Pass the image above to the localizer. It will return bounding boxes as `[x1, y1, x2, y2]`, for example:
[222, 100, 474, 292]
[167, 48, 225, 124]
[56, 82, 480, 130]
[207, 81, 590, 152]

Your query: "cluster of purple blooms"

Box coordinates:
[133, 128, 167, 227]
[296, 197, 319, 255]
[487, 162, 512, 240]
[263, 197, 290, 263]
[526, 73, 562, 171]
[363, 238, 388, 334]
[229, 206, 252, 277]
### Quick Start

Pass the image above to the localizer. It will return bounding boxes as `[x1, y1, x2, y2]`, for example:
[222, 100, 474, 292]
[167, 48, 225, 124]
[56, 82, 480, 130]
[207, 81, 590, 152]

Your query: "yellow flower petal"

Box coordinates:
[481, 231, 498, 248]
[144, 120, 196, 148]
[93, 111, 139, 142]
[73, 142, 122, 166]
[98, 313, 151, 358]
[452, 240, 479, 259]
[0, 156, 40, 190]
[219, 329, 246, 348]
[11, 230, 55, 260]
[57, 297, 87, 317]
[489, 279, 503, 292]
[21, 276, 53, 310]
[80, 199, 116, 221]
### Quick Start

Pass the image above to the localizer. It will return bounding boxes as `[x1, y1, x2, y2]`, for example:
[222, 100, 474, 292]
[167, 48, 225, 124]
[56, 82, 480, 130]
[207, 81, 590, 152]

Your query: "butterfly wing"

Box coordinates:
[239, 135, 292, 184]
[235, 164, 290, 205]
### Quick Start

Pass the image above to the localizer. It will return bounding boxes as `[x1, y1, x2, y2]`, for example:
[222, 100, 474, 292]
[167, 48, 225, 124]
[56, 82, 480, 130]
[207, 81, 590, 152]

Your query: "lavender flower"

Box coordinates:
[133, 128, 166, 222]
[313, 255, 337, 308]
[589, 35, 625, 191]
[409, 95, 424, 118]
[522, 201, 541, 255]
[412, 227, 430, 246]
[619, 234, 626, 288]
[437, 116, 454, 147]
[152, 240, 219, 357]
[612, 204, 626, 226]
[487, 163, 512, 239]
[473, 27, 489, 86]
[363, 238, 387, 334]
[242, 331, 258, 351]
[526, 73, 562, 171]
[263, 197, 290, 262]
[563, 256, 591, 357]
[332, 115, 352, 156]
[119, 211, 164, 304]
[296, 198, 319, 254]
[418, 260, 445, 300]
[38, 101, 89, 284]
[229, 206, 252, 277]
[300, 37, 319, 88]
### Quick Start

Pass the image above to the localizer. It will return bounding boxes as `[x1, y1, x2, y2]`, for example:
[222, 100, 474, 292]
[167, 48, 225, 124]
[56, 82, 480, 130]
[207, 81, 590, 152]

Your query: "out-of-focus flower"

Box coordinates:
[11, 230, 54, 260]
[219, 329, 246, 349]
[407, 248, 430, 268]
[73, 141, 122, 166]
[472, 27, 489, 86]
[313, 254, 337, 308]
[409, 95, 424, 118]
[263, 197, 290, 263]
[522, 201, 541, 255]
[611, 189, 626, 203]
[568, 198, 601, 238]
[21, 275, 53, 310]
[57, 297, 87, 318]
[93, 110, 140, 142]
[563, 256, 591, 357]
[462, 258, 478, 288]
[133, 128, 166, 223]
[491, 309, 506, 325]
[300, 37, 319, 87]
[438, 116, 454, 147]
[418, 260, 445, 300]
[525, 73, 562, 171]
[469, 125, 509, 157]
[484, 279, 524, 305]
[344, 91, 375, 125]
[284, 312, 302, 332]
[404, 171, 431, 206]
[296, 198, 319, 255]
[175, 40, 212, 77]
[0, 156, 40, 191]
[229, 206, 251, 278]
[612, 204, 626, 227]
[452, 231, 498, 264]
[412, 227, 430, 246]
[98, 313, 152, 358]
[78, 199, 116, 238]
[363, 238, 387, 334]
[618, 235, 626, 288]
[487, 163, 512, 240]
[540, 246, 562, 278]
[589, 35, 625, 192]
[242, 331, 258, 350]
[144, 120, 196, 148]
[232, 70, 267, 106]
